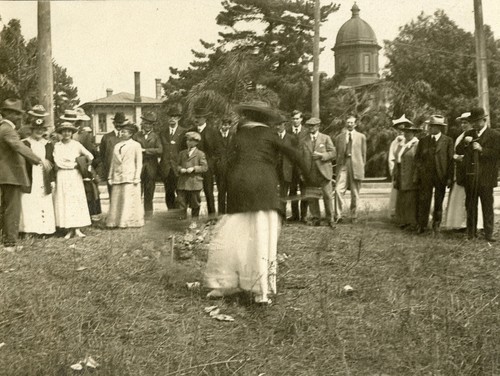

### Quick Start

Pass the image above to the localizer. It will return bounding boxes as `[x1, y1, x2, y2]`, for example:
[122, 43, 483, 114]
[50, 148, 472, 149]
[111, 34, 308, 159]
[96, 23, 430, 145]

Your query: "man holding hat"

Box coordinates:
[301, 117, 336, 226]
[99, 111, 127, 196]
[414, 114, 454, 233]
[134, 111, 162, 218]
[0, 99, 45, 251]
[159, 105, 186, 209]
[456, 107, 500, 241]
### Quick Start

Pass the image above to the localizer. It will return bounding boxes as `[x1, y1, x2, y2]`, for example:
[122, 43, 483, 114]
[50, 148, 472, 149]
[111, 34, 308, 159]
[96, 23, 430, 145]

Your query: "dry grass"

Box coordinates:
[1, 212, 499, 375]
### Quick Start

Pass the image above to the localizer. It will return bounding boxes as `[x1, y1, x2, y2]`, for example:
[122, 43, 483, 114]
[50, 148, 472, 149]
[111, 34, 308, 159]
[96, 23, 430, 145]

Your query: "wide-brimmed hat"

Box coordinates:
[31, 117, 48, 128]
[468, 107, 487, 122]
[60, 109, 79, 121]
[74, 107, 90, 121]
[0, 99, 24, 114]
[120, 121, 138, 134]
[400, 122, 421, 132]
[305, 117, 321, 126]
[455, 112, 471, 122]
[392, 114, 414, 128]
[141, 111, 157, 123]
[112, 112, 127, 125]
[193, 107, 211, 118]
[234, 101, 280, 123]
[28, 104, 49, 117]
[56, 122, 78, 133]
[427, 115, 447, 126]
[185, 131, 201, 142]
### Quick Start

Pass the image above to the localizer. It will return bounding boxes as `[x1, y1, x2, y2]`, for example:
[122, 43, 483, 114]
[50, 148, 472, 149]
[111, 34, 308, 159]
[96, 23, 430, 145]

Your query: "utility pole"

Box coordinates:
[38, 1, 54, 131]
[473, 0, 490, 124]
[311, 0, 320, 118]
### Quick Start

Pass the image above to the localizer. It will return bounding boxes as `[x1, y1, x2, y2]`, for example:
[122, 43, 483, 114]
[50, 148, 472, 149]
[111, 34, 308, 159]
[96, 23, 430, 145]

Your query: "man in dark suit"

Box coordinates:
[274, 115, 294, 217]
[415, 115, 454, 233]
[99, 112, 127, 195]
[188, 107, 217, 215]
[159, 106, 186, 209]
[212, 115, 234, 214]
[456, 107, 500, 241]
[134, 111, 162, 218]
[0, 99, 44, 252]
[288, 110, 309, 221]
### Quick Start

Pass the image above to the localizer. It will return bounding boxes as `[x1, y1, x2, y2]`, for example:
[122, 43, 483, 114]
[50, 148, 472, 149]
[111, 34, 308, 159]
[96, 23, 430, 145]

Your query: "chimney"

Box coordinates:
[134, 71, 141, 102]
[106, 88, 113, 97]
[155, 78, 162, 99]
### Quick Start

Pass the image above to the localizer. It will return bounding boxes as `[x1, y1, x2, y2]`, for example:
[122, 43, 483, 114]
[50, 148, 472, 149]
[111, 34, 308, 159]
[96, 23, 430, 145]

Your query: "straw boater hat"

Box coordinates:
[120, 120, 138, 134]
[0, 99, 24, 114]
[74, 107, 90, 121]
[185, 131, 201, 142]
[427, 115, 447, 126]
[56, 121, 78, 133]
[456, 112, 471, 122]
[28, 104, 49, 117]
[234, 101, 280, 123]
[60, 109, 78, 122]
[468, 107, 487, 122]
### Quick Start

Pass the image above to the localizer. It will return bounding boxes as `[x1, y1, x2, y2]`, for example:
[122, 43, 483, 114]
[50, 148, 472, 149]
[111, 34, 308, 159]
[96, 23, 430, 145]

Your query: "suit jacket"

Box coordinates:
[301, 132, 336, 181]
[176, 148, 208, 191]
[0, 120, 41, 186]
[108, 139, 143, 185]
[99, 130, 120, 180]
[334, 129, 366, 180]
[276, 132, 295, 183]
[456, 127, 500, 187]
[159, 126, 187, 178]
[415, 133, 454, 185]
[212, 130, 234, 179]
[134, 130, 162, 179]
[22, 138, 55, 194]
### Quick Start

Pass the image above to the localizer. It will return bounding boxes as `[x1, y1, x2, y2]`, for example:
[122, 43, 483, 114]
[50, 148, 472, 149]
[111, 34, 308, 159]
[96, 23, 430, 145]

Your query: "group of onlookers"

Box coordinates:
[389, 107, 499, 242]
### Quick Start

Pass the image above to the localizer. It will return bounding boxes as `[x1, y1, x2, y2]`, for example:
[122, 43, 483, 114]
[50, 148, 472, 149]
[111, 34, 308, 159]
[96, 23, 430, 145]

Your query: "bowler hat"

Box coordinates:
[193, 107, 211, 118]
[56, 122, 78, 133]
[74, 107, 90, 121]
[468, 107, 487, 122]
[427, 115, 447, 126]
[60, 109, 78, 121]
[121, 121, 138, 134]
[185, 131, 201, 141]
[112, 112, 127, 125]
[141, 111, 157, 123]
[1, 99, 24, 114]
[305, 117, 321, 126]
[392, 114, 414, 128]
[167, 105, 182, 117]
[234, 101, 280, 123]
[28, 104, 49, 117]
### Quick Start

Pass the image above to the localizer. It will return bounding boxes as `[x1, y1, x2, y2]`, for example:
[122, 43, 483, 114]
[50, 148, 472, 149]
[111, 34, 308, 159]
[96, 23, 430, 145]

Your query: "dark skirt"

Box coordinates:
[395, 189, 418, 225]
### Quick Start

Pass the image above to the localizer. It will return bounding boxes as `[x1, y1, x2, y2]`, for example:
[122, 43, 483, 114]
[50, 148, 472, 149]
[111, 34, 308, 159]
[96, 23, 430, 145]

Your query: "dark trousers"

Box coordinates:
[278, 180, 290, 216]
[203, 169, 215, 215]
[164, 169, 178, 209]
[177, 190, 201, 218]
[215, 172, 228, 214]
[0, 184, 22, 246]
[289, 169, 308, 220]
[107, 183, 113, 198]
[418, 176, 446, 228]
[465, 183, 494, 239]
[141, 172, 156, 213]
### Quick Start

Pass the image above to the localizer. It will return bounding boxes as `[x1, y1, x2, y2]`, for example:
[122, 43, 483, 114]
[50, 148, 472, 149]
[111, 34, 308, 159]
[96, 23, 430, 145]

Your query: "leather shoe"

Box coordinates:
[485, 237, 497, 242]
[287, 216, 299, 222]
[335, 217, 343, 224]
[417, 226, 426, 234]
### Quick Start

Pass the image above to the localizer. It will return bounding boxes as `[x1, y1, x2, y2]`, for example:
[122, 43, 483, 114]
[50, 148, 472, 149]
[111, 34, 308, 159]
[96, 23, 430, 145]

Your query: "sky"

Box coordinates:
[1, 0, 500, 104]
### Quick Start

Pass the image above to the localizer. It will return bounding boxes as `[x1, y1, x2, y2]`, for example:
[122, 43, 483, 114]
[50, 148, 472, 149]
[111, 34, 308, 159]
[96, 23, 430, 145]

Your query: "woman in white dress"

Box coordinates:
[53, 122, 93, 239]
[106, 121, 144, 228]
[444, 112, 483, 229]
[19, 105, 56, 235]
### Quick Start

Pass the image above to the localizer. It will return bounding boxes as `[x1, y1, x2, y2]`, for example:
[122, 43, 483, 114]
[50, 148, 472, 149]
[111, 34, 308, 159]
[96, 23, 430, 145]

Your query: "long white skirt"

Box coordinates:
[204, 210, 280, 300]
[19, 165, 55, 234]
[444, 183, 483, 229]
[106, 183, 144, 228]
[54, 169, 91, 228]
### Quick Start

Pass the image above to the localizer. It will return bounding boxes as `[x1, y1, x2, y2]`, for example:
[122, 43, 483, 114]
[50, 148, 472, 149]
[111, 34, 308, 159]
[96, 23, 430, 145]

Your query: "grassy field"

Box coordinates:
[1, 212, 499, 375]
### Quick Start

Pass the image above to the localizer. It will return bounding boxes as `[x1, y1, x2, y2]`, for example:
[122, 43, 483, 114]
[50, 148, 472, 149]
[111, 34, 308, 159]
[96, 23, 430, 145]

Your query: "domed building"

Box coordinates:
[333, 3, 381, 87]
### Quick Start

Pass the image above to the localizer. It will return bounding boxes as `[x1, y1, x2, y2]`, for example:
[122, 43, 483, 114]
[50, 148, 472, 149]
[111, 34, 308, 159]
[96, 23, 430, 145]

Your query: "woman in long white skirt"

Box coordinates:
[53, 122, 93, 239]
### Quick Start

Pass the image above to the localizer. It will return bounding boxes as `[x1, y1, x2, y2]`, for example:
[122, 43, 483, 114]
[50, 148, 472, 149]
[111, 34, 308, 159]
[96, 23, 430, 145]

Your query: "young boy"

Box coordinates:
[176, 131, 208, 219]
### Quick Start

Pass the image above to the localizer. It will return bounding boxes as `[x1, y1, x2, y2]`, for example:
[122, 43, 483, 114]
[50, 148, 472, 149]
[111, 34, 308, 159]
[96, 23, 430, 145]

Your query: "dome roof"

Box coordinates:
[334, 3, 380, 49]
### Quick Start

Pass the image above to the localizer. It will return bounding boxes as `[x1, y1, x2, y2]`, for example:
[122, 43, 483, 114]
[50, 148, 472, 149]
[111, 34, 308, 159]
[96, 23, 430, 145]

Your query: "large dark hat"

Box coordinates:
[56, 121, 78, 133]
[193, 107, 211, 118]
[427, 115, 447, 126]
[28, 104, 49, 117]
[31, 117, 47, 128]
[234, 101, 280, 123]
[120, 120, 138, 134]
[167, 105, 182, 117]
[1, 98, 24, 113]
[468, 107, 487, 122]
[141, 111, 157, 123]
[112, 112, 127, 125]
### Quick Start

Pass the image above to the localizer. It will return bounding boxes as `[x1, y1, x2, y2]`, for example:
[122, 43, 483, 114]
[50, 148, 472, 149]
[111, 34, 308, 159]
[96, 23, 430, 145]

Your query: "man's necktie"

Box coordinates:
[346, 132, 352, 157]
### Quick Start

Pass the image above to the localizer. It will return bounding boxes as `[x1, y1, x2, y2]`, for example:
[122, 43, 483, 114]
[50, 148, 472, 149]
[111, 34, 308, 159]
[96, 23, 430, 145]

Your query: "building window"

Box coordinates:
[98, 113, 107, 133]
[363, 54, 370, 73]
[349, 55, 355, 71]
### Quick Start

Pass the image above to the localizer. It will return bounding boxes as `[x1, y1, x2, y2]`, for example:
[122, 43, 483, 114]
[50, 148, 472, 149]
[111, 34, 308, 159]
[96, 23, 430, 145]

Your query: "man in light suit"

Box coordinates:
[0, 99, 44, 252]
[159, 106, 186, 209]
[414, 115, 454, 233]
[301, 117, 336, 226]
[334, 115, 366, 223]
[134, 111, 162, 218]
[99, 112, 127, 196]
[456, 107, 500, 241]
